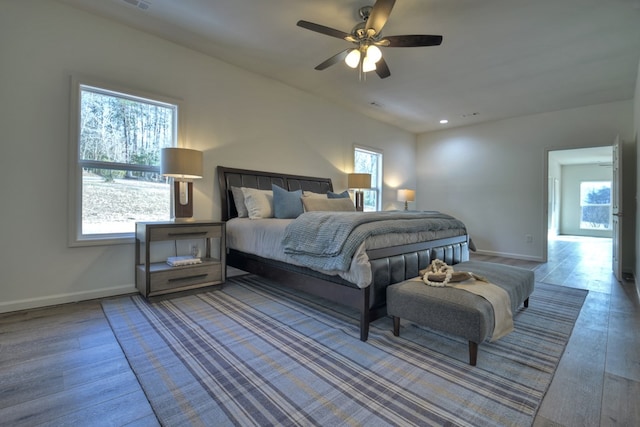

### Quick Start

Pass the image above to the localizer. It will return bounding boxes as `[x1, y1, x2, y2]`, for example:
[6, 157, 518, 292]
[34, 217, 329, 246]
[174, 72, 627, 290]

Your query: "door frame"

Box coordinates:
[543, 145, 614, 263]
[612, 137, 622, 281]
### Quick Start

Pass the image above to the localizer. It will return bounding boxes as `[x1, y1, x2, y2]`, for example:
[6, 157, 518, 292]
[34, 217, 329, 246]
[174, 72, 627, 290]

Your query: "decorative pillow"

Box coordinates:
[302, 191, 327, 198]
[241, 187, 274, 219]
[302, 197, 355, 212]
[231, 186, 248, 218]
[272, 184, 303, 219]
[327, 190, 350, 199]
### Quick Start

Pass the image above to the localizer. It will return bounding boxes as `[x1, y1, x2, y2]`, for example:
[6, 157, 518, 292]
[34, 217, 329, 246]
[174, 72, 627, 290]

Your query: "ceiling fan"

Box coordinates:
[296, 0, 443, 79]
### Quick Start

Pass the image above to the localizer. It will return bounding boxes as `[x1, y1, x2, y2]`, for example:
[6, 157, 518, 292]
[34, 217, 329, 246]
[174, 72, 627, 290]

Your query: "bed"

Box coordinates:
[217, 166, 470, 341]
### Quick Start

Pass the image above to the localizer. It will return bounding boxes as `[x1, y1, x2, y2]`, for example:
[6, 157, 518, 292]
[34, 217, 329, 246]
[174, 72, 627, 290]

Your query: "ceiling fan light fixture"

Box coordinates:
[362, 56, 377, 72]
[366, 45, 382, 63]
[298, 0, 443, 80]
[345, 49, 361, 68]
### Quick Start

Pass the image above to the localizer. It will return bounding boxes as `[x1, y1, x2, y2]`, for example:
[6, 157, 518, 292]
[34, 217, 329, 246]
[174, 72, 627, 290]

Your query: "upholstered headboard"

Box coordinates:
[217, 166, 333, 221]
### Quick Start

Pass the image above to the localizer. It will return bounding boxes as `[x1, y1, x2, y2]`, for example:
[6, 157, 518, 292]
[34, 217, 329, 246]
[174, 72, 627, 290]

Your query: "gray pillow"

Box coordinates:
[272, 184, 304, 219]
[231, 186, 248, 218]
[327, 190, 350, 199]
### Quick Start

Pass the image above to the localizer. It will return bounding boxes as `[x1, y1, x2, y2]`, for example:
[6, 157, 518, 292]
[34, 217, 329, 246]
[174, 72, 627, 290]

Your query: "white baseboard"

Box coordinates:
[0, 285, 137, 314]
[473, 249, 544, 263]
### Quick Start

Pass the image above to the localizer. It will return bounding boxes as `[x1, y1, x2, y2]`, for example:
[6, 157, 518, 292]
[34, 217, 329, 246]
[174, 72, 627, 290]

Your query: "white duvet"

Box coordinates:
[227, 218, 371, 287]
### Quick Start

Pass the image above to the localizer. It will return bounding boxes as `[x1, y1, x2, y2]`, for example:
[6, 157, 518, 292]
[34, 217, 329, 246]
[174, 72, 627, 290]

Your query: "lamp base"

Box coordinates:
[173, 181, 194, 219]
[355, 190, 364, 212]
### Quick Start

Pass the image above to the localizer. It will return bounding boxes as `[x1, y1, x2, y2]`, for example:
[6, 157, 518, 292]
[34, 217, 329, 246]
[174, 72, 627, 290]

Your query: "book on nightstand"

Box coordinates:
[166, 256, 202, 267]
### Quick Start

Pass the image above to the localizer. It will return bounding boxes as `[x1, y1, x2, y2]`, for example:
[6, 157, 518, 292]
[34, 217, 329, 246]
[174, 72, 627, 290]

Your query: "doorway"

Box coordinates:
[545, 146, 613, 263]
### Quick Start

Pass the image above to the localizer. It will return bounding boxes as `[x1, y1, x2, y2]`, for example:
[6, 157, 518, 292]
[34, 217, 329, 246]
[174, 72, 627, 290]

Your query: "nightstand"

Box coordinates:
[135, 221, 226, 298]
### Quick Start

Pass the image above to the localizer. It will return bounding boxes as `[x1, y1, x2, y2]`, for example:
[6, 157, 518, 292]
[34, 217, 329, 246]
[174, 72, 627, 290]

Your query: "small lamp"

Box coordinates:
[161, 147, 203, 220]
[397, 189, 415, 211]
[348, 173, 371, 212]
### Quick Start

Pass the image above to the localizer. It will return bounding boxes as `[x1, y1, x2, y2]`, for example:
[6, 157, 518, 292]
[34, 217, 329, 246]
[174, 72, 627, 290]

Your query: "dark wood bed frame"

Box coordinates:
[217, 166, 470, 341]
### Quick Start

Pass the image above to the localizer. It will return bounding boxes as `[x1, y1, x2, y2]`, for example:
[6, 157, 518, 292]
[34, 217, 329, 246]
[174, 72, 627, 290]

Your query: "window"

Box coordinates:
[579, 181, 611, 230]
[69, 76, 182, 245]
[354, 145, 383, 211]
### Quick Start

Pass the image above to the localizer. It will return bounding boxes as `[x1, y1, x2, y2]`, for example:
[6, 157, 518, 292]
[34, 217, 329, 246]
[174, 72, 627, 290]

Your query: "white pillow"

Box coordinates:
[302, 197, 355, 212]
[302, 191, 327, 198]
[241, 187, 274, 219]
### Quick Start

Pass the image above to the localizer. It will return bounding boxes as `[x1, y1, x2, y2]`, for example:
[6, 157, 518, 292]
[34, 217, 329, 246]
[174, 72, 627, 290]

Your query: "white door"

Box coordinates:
[612, 137, 622, 281]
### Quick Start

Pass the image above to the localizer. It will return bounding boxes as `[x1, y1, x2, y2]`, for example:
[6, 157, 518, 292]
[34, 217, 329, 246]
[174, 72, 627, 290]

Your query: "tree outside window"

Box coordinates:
[579, 181, 611, 230]
[354, 146, 382, 211]
[70, 78, 180, 245]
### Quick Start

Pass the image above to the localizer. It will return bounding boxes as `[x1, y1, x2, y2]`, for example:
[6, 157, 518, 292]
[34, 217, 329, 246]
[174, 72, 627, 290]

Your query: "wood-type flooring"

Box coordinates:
[1, 235, 638, 426]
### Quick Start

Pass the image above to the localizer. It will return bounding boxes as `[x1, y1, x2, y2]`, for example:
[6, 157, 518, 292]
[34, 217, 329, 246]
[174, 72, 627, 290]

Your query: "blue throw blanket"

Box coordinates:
[282, 211, 466, 272]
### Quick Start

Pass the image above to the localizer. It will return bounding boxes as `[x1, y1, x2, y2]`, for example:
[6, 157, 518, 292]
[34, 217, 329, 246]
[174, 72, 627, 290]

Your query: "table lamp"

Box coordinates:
[161, 147, 203, 220]
[397, 189, 415, 210]
[348, 173, 371, 212]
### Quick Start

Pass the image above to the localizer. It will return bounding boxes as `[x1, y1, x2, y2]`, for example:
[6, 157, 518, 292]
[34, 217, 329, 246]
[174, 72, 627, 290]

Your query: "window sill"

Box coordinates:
[69, 234, 135, 247]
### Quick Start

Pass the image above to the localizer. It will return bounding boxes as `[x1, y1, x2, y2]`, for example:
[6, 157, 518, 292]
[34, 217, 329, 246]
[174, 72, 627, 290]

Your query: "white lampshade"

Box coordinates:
[366, 45, 382, 63]
[345, 49, 361, 69]
[160, 148, 203, 180]
[397, 189, 415, 202]
[348, 173, 371, 189]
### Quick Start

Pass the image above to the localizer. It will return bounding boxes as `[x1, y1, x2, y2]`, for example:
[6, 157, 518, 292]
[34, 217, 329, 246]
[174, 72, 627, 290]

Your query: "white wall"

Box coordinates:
[417, 101, 634, 262]
[0, 1, 416, 312]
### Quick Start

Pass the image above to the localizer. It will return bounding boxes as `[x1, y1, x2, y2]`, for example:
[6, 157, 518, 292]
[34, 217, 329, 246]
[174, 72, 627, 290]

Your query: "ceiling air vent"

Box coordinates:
[122, 0, 151, 11]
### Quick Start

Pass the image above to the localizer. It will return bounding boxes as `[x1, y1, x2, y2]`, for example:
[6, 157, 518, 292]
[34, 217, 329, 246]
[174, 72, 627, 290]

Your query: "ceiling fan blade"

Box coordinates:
[375, 57, 391, 79]
[315, 49, 350, 70]
[382, 34, 443, 47]
[365, 0, 396, 35]
[297, 20, 351, 40]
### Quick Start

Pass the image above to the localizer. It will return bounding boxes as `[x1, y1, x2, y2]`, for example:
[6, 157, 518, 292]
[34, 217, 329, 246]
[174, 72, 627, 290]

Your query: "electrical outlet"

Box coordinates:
[525, 234, 533, 244]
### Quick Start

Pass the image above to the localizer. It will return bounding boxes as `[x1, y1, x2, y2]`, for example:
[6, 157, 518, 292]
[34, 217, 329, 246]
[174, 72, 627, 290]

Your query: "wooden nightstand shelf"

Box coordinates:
[135, 221, 226, 298]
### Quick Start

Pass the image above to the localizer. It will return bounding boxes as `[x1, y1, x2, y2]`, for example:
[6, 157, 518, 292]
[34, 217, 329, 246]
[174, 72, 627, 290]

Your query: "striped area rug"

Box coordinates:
[102, 275, 587, 426]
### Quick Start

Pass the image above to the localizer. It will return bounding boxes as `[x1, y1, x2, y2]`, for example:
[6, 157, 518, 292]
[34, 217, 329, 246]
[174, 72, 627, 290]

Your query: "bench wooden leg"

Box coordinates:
[524, 297, 529, 308]
[469, 341, 478, 366]
[393, 316, 400, 336]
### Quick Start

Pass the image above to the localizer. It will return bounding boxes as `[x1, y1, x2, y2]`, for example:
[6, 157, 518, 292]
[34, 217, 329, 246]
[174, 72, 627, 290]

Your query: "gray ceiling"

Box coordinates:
[59, 0, 640, 134]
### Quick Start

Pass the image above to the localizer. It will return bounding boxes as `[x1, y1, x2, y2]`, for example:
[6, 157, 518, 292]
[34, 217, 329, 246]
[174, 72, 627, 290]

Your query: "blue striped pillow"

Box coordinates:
[327, 190, 349, 199]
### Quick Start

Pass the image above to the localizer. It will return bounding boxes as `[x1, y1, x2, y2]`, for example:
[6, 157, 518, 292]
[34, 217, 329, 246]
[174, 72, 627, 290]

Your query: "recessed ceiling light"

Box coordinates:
[439, 119, 448, 124]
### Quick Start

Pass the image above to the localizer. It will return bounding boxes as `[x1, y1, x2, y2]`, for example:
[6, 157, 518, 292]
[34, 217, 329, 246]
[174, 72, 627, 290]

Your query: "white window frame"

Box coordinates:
[579, 180, 612, 230]
[68, 75, 184, 246]
[354, 145, 383, 211]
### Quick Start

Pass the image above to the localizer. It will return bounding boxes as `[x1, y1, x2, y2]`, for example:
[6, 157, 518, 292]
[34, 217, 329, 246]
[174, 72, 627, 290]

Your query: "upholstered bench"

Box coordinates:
[386, 260, 535, 366]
